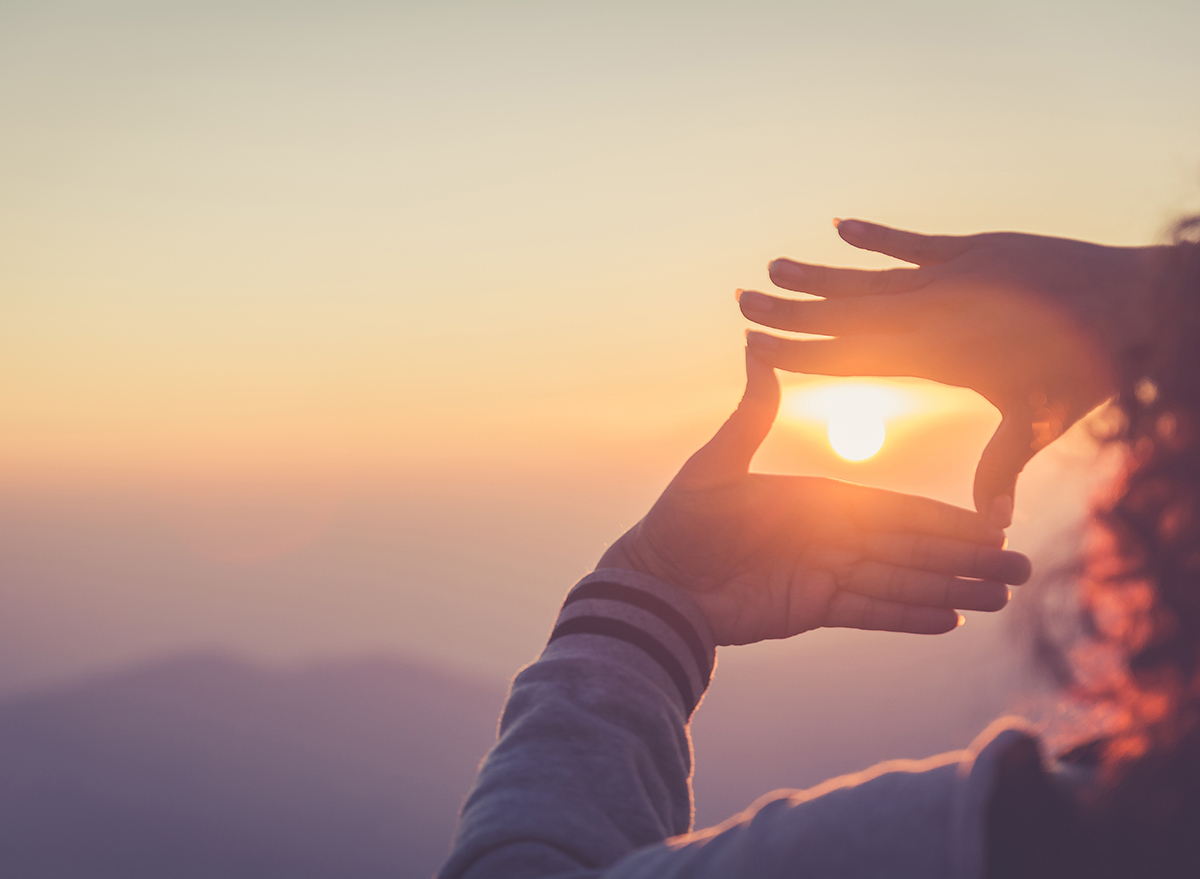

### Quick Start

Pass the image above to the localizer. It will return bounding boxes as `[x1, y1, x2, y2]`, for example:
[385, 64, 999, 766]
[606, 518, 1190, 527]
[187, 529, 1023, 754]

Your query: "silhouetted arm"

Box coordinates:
[438, 568, 712, 878]
[438, 353, 1031, 878]
[439, 565, 1041, 879]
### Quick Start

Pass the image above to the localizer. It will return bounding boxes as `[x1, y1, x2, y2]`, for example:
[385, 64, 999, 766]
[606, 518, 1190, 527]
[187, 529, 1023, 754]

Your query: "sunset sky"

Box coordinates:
[3, 0, 1200, 693]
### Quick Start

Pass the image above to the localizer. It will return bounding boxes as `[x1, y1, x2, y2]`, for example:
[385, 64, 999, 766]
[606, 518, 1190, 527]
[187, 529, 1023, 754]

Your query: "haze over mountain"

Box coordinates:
[0, 614, 1043, 877]
[1, 0, 1177, 875]
[0, 654, 505, 879]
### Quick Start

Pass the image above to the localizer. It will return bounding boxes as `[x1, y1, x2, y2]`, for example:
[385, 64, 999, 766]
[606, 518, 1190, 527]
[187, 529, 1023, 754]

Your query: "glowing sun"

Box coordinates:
[784, 382, 912, 462]
[827, 410, 886, 461]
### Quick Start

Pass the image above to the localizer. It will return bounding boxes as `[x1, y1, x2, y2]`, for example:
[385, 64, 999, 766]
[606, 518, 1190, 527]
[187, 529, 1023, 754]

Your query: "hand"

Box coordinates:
[739, 219, 1164, 526]
[598, 351, 1031, 646]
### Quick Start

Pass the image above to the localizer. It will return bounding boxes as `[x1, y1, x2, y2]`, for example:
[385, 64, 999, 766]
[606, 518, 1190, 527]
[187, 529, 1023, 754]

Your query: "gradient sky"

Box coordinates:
[2, 0, 1200, 692]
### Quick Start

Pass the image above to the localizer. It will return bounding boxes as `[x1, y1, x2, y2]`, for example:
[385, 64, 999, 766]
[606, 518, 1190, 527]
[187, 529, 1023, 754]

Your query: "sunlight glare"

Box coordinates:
[784, 382, 914, 462]
[827, 412, 886, 461]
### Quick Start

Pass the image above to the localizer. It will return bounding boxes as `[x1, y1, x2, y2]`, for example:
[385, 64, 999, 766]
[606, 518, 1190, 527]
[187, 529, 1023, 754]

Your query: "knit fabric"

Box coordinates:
[439, 568, 1036, 879]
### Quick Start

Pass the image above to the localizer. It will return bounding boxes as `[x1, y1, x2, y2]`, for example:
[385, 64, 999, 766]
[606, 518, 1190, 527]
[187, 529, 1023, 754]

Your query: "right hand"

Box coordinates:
[599, 351, 1030, 646]
[739, 219, 1163, 526]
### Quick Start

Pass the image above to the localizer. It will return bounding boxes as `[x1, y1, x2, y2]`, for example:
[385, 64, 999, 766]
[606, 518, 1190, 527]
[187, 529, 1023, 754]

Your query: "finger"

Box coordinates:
[766, 259, 932, 298]
[834, 486, 1006, 547]
[835, 562, 1010, 612]
[746, 333, 919, 377]
[862, 533, 1032, 584]
[681, 349, 780, 483]
[738, 292, 915, 336]
[836, 218, 973, 267]
[972, 413, 1036, 528]
[824, 592, 961, 635]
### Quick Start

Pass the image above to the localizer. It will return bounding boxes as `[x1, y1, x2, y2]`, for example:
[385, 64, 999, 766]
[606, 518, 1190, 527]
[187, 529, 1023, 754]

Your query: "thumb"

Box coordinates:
[682, 349, 781, 483]
[973, 412, 1035, 528]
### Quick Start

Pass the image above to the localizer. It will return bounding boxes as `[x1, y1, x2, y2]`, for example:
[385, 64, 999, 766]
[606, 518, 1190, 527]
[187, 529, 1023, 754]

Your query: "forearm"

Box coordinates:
[438, 568, 716, 879]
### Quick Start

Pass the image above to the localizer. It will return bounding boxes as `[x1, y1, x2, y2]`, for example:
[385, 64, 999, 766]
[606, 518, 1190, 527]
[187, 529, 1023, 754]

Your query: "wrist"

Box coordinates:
[597, 528, 727, 643]
[1102, 245, 1168, 354]
[597, 524, 658, 580]
[548, 569, 718, 716]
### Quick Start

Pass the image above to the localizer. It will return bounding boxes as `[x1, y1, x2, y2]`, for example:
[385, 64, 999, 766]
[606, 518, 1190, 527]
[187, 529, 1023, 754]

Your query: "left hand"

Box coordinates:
[738, 219, 1157, 526]
[598, 351, 1032, 646]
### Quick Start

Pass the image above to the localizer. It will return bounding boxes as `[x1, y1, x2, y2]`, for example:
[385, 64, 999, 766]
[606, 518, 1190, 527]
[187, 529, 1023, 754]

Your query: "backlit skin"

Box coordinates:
[738, 219, 1164, 526]
[598, 352, 1031, 646]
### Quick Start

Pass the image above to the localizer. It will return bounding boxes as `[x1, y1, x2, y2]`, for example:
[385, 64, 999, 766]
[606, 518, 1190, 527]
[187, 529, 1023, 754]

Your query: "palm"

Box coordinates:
[641, 475, 830, 645]
[600, 354, 1031, 646]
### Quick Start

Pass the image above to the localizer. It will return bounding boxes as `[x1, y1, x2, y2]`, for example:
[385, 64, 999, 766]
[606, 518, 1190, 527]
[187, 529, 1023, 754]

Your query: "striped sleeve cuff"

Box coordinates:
[541, 568, 717, 717]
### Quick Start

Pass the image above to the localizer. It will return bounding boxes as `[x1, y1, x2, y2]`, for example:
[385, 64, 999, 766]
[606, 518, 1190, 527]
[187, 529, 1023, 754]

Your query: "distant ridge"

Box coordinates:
[0, 653, 508, 879]
[0, 625, 1033, 877]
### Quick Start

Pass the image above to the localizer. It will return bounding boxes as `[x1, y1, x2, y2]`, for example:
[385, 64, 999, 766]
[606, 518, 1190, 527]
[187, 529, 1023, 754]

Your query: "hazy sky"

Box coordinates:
[2, 0, 1199, 692]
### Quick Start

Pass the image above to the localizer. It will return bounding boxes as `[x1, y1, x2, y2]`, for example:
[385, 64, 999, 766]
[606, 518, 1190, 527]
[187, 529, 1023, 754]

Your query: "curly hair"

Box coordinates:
[1092, 219, 1200, 755]
[993, 220, 1200, 879]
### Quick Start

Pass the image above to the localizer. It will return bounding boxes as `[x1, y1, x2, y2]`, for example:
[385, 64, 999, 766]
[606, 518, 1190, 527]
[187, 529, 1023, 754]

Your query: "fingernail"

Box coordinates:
[832, 217, 842, 228]
[768, 259, 803, 280]
[837, 219, 864, 238]
[956, 614, 966, 628]
[738, 289, 774, 314]
[989, 495, 1014, 529]
[745, 330, 779, 351]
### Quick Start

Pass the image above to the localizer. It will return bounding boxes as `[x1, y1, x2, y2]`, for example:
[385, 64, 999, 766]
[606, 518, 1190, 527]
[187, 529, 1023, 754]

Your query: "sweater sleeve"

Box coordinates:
[437, 567, 717, 879]
[437, 569, 1036, 879]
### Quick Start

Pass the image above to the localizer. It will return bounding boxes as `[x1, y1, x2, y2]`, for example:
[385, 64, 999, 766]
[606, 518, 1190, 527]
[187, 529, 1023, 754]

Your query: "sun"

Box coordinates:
[827, 411, 886, 461]
[783, 382, 912, 462]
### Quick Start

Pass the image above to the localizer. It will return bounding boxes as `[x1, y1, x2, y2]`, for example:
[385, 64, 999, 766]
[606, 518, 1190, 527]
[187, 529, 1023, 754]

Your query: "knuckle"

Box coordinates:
[914, 535, 933, 569]
[910, 240, 931, 263]
[864, 600, 882, 631]
[780, 297, 805, 325]
[972, 543, 987, 578]
[809, 264, 831, 290]
[832, 563, 853, 589]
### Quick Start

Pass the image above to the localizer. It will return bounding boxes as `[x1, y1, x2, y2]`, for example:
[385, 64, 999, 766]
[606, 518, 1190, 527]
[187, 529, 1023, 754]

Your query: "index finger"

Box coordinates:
[837, 219, 974, 266]
[767, 259, 934, 298]
[738, 292, 915, 336]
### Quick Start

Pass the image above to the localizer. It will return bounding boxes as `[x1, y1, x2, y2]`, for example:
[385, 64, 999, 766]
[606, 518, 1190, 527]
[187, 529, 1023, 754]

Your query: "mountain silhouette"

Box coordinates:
[0, 654, 508, 879]
[0, 618, 1032, 878]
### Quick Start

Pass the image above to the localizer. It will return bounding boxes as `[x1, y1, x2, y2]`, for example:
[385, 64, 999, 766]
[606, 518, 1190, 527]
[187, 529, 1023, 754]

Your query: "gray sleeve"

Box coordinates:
[437, 568, 718, 879]
[590, 719, 1034, 879]
[437, 566, 1035, 879]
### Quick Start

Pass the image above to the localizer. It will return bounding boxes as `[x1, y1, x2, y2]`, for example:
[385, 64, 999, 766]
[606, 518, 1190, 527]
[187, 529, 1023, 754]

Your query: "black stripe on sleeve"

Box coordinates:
[562, 581, 712, 684]
[548, 616, 697, 714]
